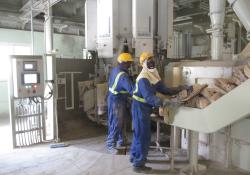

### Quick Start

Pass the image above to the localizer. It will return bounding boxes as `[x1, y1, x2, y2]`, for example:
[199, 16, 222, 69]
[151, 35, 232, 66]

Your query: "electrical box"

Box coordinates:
[11, 55, 44, 98]
[85, 0, 97, 50]
[133, 38, 154, 57]
[96, 0, 132, 58]
[132, 0, 154, 57]
[97, 0, 118, 58]
[118, 0, 132, 51]
[158, 0, 174, 57]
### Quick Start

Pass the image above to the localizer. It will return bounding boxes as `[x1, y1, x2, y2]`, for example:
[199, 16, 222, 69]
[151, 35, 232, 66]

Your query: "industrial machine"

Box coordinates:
[163, 0, 250, 173]
[82, 0, 174, 125]
[9, 55, 46, 147]
[165, 60, 250, 132]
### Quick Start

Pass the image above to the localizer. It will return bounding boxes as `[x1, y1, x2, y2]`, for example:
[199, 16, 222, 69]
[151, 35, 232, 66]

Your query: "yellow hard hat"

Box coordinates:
[139, 52, 153, 66]
[117, 53, 133, 63]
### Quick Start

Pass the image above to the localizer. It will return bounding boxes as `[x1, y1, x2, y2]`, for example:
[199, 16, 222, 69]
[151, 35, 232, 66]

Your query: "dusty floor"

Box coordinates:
[0, 117, 12, 153]
[0, 115, 249, 175]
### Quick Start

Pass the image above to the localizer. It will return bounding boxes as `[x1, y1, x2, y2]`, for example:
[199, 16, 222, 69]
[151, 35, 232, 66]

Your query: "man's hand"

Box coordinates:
[159, 107, 164, 117]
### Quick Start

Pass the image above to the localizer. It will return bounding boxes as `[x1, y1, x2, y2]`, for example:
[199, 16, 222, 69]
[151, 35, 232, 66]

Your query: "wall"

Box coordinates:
[0, 28, 84, 58]
[0, 81, 9, 117]
[231, 118, 250, 172]
[0, 28, 85, 118]
[209, 120, 250, 172]
[181, 120, 250, 172]
[196, 119, 250, 172]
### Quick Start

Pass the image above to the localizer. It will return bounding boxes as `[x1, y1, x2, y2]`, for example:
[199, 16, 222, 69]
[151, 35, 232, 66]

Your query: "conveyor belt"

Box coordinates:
[169, 79, 250, 133]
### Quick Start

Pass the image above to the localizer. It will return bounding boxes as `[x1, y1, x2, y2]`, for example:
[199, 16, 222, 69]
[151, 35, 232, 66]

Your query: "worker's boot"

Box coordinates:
[130, 158, 148, 163]
[107, 147, 118, 155]
[133, 165, 152, 174]
[117, 142, 125, 148]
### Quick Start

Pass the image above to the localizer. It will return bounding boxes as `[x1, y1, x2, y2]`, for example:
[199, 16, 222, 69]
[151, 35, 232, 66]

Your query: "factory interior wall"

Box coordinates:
[231, 119, 250, 172]
[197, 119, 250, 172]
[0, 28, 84, 58]
[0, 28, 85, 118]
[0, 81, 8, 118]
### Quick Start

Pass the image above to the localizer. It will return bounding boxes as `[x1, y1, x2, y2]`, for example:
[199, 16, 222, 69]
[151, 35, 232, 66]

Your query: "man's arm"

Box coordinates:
[155, 81, 182, 95]
[139, 79, 162, 107]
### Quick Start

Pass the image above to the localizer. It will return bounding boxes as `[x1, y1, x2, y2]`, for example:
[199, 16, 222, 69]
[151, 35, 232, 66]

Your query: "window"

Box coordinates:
[0, 44, 31, 80]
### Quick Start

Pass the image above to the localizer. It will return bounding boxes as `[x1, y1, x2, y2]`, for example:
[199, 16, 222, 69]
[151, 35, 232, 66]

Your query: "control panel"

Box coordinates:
[11, 56, 44, 98]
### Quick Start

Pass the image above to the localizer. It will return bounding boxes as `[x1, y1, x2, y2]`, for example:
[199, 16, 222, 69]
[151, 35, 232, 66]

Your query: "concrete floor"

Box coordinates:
[0, 116, 249, 175]
[0, 137, 249, 175]
[0, 117, 12, 153]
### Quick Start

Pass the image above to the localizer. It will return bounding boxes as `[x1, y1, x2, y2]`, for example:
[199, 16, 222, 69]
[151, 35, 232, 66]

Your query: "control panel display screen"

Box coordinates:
[24, 64, 34, 70]
[23, 61, 37, 71]
[23, 73, 39, 84]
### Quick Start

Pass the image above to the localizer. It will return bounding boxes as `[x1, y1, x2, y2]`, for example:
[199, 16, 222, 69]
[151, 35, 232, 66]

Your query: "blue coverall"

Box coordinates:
[130, 78, 180, 167]
[106, 65, 133, 150]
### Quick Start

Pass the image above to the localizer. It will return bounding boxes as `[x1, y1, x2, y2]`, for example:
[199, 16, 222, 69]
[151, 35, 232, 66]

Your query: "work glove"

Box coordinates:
[159, 106, 164, 117]
[163, 98, 183, 108]
[180, 85, 193, 93]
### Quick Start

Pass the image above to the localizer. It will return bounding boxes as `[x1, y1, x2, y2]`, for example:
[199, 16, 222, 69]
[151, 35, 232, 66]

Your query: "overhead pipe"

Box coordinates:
[232, 18, 242, 52]
[228, 0, 250, 41]
[45, 4, 53, 53]
[31, 0, 34, 55]
[209, 0, 226, 60]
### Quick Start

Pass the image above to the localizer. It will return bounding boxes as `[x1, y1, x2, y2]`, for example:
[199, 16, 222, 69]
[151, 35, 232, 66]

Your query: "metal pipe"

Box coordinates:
[232, 18, 242, 52]
[189, 131, 199, 173]
[41, 98, 46, 141]
[45, 4, 53, 53]
[154, 0, 158, 54]
[211, 30, 224, 60]
[225, 126, 232, 168]
[209, 0, 226, 60]
[170, 126, 176, 170]
[30, 0, 34, 55]
[228, 0, 250, 40]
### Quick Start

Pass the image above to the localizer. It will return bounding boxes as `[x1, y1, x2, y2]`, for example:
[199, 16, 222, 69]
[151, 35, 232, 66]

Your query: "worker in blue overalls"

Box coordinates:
[106, 53, 134, 154]
[130, 52, 188, 173]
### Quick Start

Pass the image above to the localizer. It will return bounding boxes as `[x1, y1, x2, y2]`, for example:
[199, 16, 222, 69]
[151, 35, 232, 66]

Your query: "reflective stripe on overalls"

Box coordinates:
[109, 72, 129, 95]
[132, 79, 146, 103]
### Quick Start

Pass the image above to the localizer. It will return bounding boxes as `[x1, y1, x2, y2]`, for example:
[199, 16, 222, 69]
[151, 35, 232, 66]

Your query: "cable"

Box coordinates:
[33, 97, 42, 104]
[43, 80, 54, 100]
[31, 97, 38, 104]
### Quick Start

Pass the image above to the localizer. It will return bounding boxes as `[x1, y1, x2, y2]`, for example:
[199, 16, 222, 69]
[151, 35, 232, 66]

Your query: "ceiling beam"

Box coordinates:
[20, 0, 63, 12]
[20, 0, 63, 20]
[0, 10, 84, 34]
